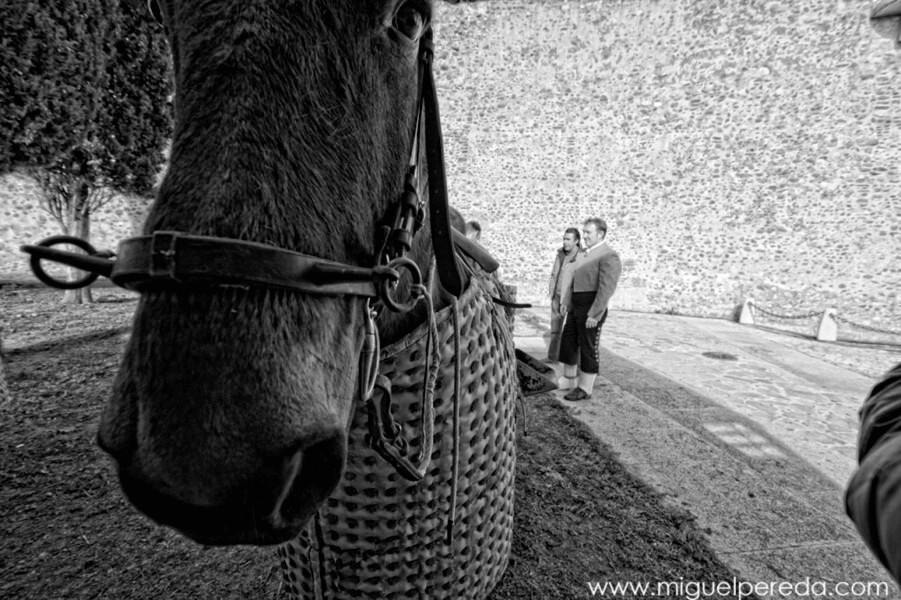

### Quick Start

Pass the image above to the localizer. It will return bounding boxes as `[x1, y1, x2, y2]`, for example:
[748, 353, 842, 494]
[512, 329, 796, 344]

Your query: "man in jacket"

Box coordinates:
[558, 218, 622, 400]
[547, 227, 582, 362]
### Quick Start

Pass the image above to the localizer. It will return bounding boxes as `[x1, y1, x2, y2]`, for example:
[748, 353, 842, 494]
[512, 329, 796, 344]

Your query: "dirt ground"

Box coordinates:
[1, 284, 752, 599]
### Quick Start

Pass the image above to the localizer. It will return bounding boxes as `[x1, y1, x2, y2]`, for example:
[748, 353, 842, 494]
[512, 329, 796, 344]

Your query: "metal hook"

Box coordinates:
[20, 236, 115, 290]
[358, 301, 381, 403]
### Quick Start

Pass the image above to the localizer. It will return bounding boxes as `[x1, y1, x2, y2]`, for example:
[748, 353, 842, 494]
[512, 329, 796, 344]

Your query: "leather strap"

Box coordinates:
[22, 32, 468, 305]
[451, 229, 499, 274]
[110, 232, 379, 297]
[421, 34, 464, 297]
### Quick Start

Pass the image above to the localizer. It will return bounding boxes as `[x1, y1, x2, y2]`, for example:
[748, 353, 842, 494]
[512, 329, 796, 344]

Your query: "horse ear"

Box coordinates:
[147, 0, 163, 25]
[448, 207, 467, 233]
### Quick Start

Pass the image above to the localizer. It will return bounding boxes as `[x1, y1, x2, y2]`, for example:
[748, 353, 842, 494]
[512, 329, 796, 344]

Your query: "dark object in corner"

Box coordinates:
[515, 348, 558, 396]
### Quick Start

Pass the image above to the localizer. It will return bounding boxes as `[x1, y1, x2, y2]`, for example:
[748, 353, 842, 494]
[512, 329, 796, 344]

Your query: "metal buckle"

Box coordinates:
[149, 231, 180, 282]
[376, 256, 423, 313]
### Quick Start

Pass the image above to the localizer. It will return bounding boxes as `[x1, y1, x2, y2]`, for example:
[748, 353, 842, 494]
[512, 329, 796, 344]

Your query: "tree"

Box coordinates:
[0, 0, 170, 302]
[101, 0, 171, 197]
[30, 162, 115, 302]
[0, 0, 111, 170]
[1, 0, 119, 303]
[0, 335, 9, 409]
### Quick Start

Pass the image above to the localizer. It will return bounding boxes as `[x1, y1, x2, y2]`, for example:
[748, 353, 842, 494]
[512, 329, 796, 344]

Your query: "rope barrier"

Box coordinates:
[748, 302, 821, 321]
[741, 298, 901, 344]
[832, 313, 901, 337]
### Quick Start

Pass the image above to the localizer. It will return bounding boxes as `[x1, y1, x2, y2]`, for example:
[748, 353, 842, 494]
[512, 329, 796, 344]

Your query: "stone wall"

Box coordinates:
[434, 0, 901, 329]
[1, 0, 898, 330]
[0, 172, 149, 276]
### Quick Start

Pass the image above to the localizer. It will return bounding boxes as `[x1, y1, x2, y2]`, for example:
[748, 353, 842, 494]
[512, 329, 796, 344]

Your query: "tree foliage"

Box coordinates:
[0, 0, 170, 192]
[101, 0, 171, 196]
[0, 0, 170, 301]
[2, 0, 115, 172]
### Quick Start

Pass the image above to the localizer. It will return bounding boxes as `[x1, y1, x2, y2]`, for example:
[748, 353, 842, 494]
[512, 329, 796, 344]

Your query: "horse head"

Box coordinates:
[98, 0, 445, 545]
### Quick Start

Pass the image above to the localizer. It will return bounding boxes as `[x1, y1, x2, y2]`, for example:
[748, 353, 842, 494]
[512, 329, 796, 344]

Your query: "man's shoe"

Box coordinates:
[564, 388, 589, 401]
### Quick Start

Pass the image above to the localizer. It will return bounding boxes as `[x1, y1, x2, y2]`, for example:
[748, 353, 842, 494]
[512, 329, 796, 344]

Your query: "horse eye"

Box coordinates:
[147, 0, 163, 25]
[393, 2, 428, 41]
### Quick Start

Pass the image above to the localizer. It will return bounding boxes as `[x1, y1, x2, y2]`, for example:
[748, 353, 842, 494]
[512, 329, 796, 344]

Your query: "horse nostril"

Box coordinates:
[276, 434, 347, 525]
[96, 429, 134, 465]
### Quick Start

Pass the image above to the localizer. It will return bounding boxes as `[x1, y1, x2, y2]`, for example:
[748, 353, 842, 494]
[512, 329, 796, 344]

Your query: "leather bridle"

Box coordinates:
[24, 32, 461, 304]
[21, 31, 463, 482]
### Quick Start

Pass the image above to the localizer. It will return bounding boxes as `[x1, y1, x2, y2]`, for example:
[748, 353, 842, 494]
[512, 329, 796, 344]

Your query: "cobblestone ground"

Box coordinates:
[513, 306, 901, 597]
[515, 307, 901, 487]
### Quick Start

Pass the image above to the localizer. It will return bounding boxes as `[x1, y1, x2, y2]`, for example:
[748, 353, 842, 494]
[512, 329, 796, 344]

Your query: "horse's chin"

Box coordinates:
[118, 469, 319, 546]
[106, 431, 349, 546]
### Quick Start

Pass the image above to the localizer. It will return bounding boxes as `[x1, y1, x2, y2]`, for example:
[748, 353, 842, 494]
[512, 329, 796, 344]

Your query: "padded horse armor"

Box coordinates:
[279, 256, 517, 600]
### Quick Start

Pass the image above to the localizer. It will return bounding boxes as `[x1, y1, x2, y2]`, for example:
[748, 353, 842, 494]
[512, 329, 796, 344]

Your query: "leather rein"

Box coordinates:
[21, 32, 462, 482]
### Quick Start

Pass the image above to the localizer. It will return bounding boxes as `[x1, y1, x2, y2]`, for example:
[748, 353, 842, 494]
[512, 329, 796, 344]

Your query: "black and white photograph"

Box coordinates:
[2, 1, 901, 598]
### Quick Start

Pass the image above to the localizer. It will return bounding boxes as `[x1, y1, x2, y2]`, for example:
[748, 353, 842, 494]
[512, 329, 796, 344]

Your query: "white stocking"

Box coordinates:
[578, 372, 597, 395]
[559, 364, 579, 390]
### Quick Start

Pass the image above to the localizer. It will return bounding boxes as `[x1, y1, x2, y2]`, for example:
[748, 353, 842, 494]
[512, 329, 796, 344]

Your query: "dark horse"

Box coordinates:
[70, 2, 518, 596]
[98, 0, 445, 542]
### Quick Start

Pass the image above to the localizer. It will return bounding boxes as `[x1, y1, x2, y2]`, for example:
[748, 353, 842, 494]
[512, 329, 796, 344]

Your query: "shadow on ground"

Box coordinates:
[2, 333, 751, 599]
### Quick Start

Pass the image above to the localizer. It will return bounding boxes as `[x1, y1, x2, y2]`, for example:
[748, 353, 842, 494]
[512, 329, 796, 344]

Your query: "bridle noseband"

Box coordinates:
[20, 31, 460, 482]
[24, 33, 460, 304]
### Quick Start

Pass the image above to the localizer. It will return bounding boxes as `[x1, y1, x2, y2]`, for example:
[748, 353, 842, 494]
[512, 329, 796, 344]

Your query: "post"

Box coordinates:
[0, 334, 9, 409]
[816, 308, 838, 342]
[739, 298, 755, 325]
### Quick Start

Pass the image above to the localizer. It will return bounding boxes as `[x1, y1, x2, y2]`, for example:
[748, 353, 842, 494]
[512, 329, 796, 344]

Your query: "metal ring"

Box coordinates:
[29, 236, 102, 290]
[378, 257, 423, 313]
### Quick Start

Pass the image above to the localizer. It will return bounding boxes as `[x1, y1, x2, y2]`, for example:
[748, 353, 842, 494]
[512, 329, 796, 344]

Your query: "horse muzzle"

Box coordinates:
[98, 428, 347, 546]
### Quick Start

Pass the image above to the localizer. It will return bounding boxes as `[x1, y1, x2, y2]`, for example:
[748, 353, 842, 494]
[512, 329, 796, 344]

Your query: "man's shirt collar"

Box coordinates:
[585, 241, 607, 255]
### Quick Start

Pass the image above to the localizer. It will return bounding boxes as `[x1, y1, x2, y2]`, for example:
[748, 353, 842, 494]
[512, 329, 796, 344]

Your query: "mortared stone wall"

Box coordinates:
[435, 0, 900, 331]
[1, 0, 898, 333]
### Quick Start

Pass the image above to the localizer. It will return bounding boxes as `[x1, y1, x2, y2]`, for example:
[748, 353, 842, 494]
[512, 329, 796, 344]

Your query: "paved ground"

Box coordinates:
[513, 306, 901, 599]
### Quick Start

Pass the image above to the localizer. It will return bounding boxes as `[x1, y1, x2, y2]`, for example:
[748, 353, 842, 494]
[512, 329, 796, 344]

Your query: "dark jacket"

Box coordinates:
[846, 362, 901, 582]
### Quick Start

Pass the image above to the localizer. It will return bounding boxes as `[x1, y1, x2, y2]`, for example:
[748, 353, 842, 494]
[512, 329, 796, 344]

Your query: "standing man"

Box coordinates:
[558, 218, 622, 400]
[547, 227, 582, 362]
